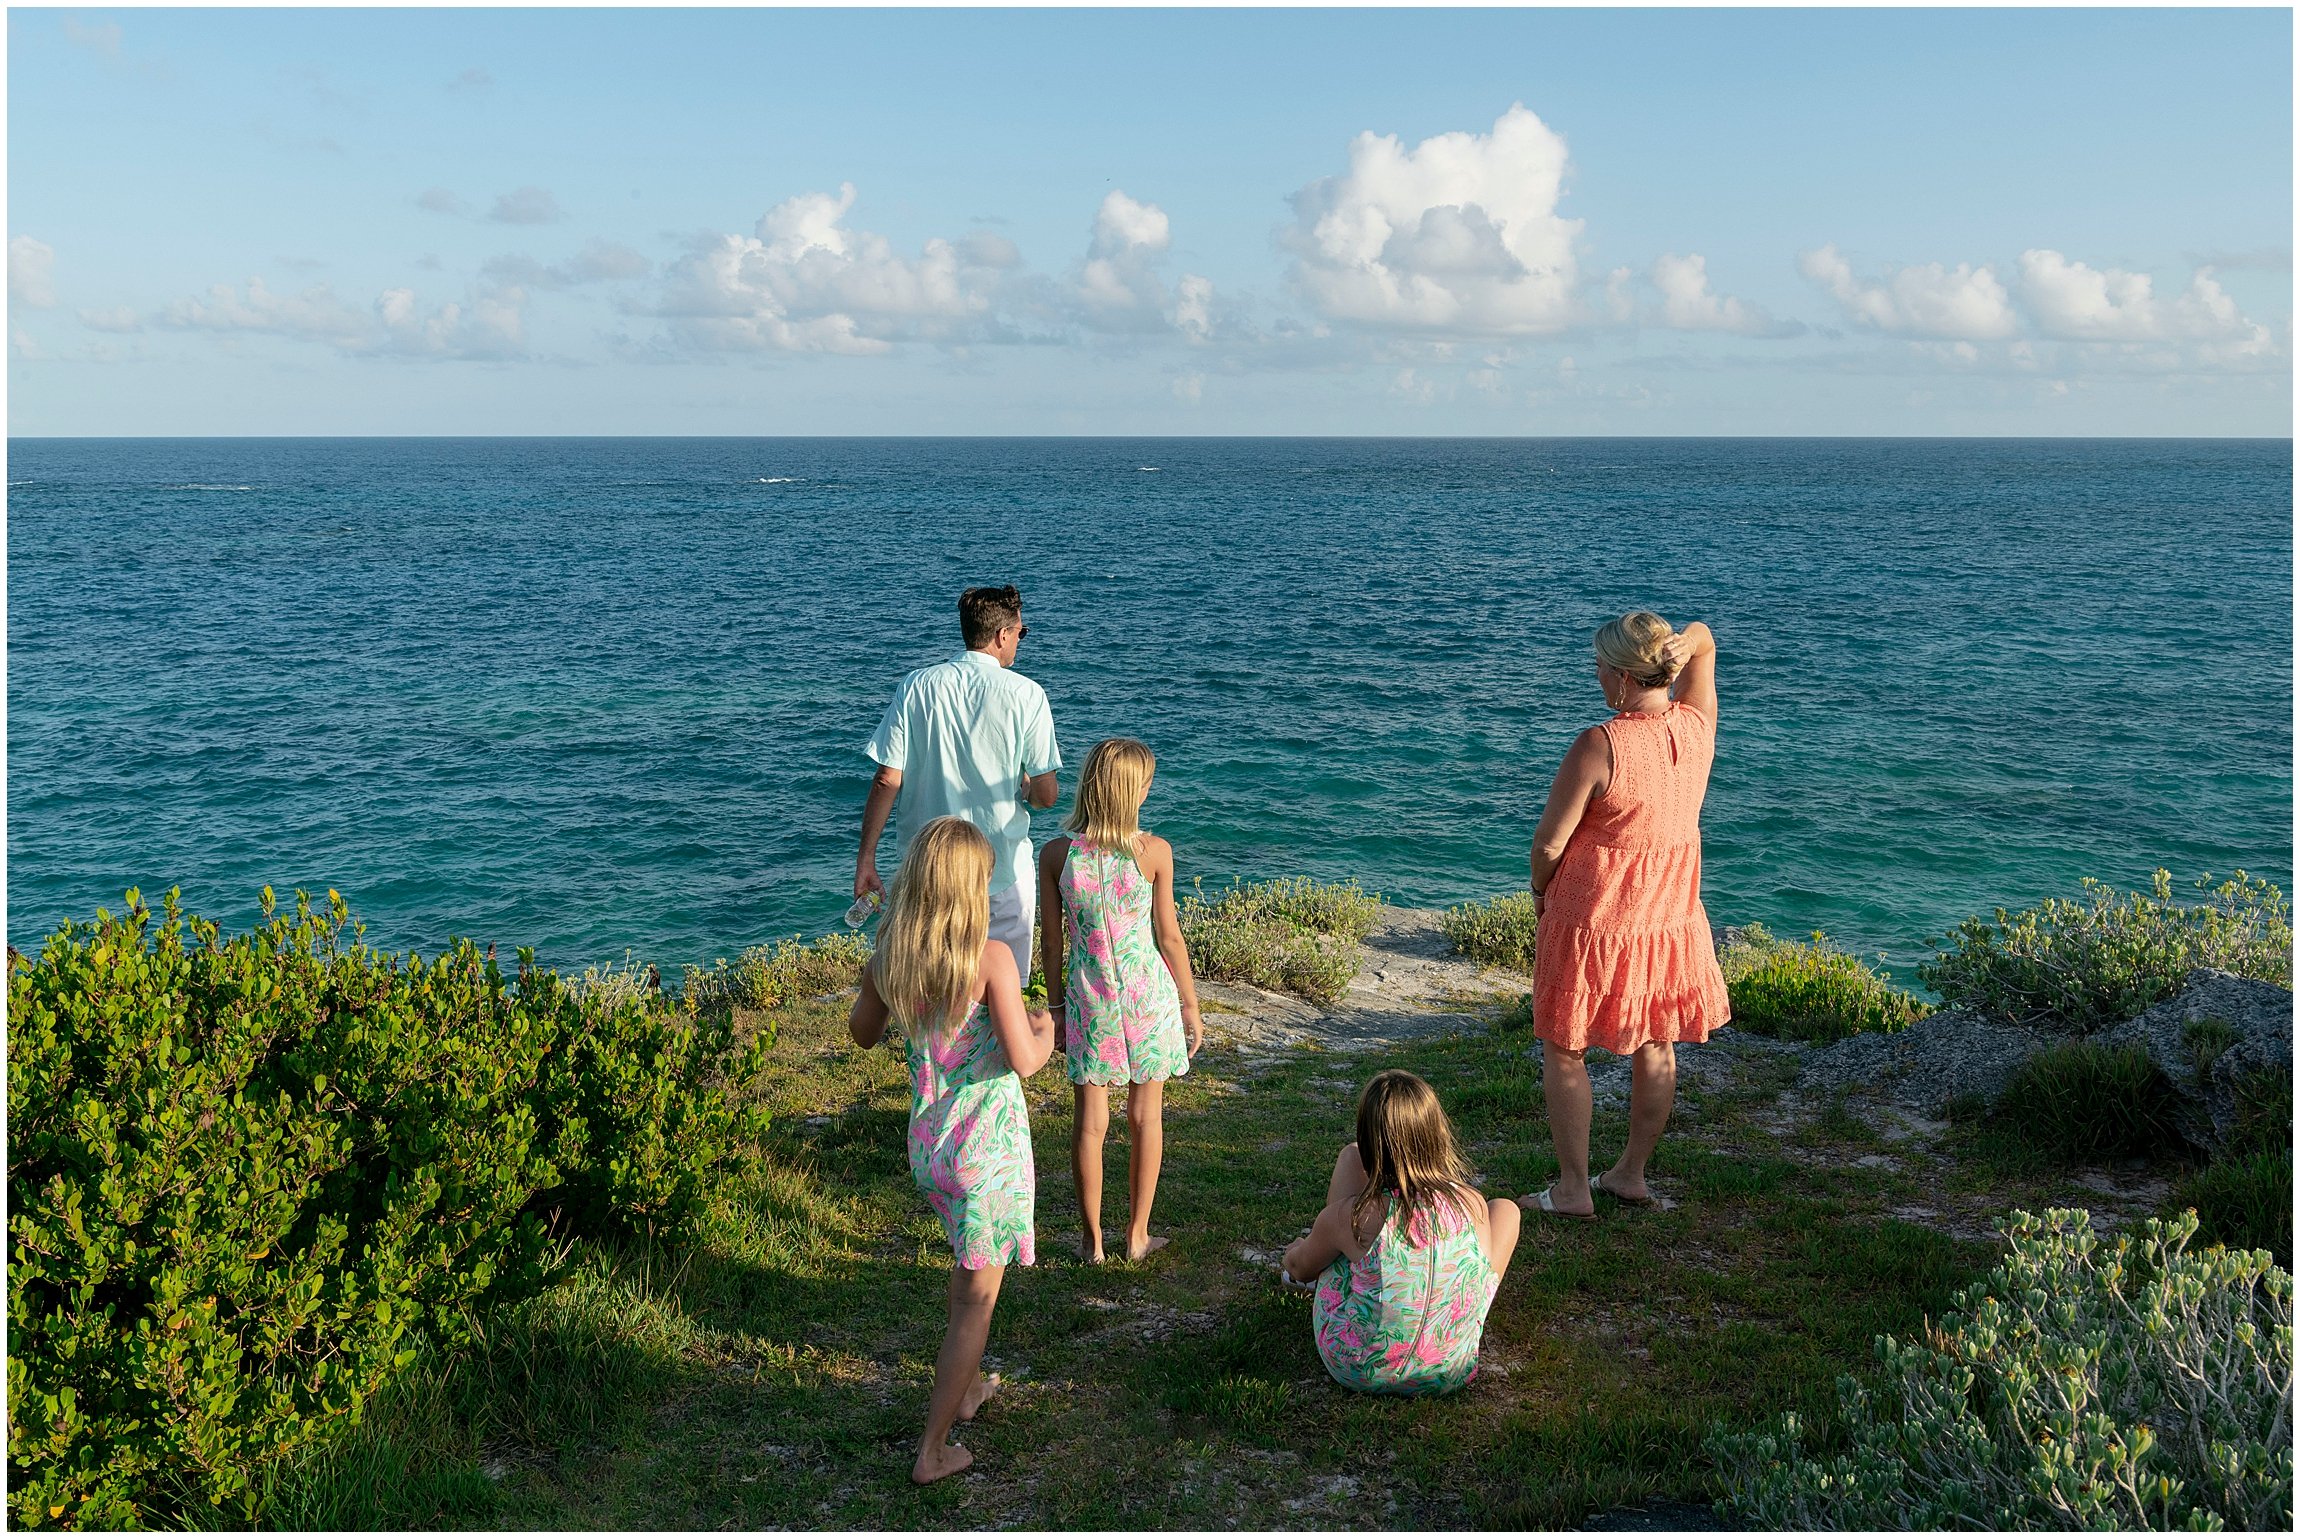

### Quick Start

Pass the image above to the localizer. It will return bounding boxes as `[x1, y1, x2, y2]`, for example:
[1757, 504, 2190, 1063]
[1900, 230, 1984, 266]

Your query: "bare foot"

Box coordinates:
[1593, 1171, 1655, 1207]
[1079, 1235, 1105, 1264]
[912, 1439, 975, 1485]
[957, 1371, 1000, 1422]
[1123, 1234, 1170, 1261]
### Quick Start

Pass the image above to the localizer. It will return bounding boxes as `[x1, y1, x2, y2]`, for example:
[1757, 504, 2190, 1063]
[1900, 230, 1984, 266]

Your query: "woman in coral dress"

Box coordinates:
[1520, 613, 1730, 1218]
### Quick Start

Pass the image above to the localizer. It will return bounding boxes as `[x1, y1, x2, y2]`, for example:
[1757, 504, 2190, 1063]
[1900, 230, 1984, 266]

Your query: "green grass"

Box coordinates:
[1717, 924, 1931, 1043]
[1992, 1040, 2186, 1161]
[266, 991, 2020, 1529]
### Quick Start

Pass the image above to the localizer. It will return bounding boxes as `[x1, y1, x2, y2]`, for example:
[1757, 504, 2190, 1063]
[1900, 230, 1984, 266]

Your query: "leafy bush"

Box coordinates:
[6, 889, 766, 1529]
[1440, 893, 1541, 972]
[1708, 1208, 2293, 1531]
[1718, 924, 1931, 1044]
[1921, 870, 2292, 1033]
[681, 932, 870, 1017]
[1992, 1040, 2185, 1161]
[1178, 877, 1379, 1007]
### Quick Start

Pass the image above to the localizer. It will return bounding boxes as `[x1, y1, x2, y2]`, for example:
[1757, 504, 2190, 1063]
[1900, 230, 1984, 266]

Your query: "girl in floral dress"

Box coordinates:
[1036, 738, 1205, 1263]
[848, 816, 1056, 1485]
[1281, 1070, 1522, 1395]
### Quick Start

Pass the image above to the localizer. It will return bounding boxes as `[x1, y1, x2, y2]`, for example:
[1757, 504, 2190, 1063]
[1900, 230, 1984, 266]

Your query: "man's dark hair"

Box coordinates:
[958, 585, 1023, 649]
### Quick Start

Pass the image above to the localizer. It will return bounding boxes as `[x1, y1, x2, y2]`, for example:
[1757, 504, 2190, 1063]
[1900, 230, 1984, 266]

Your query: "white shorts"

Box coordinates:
[988, 878, 1036, 985]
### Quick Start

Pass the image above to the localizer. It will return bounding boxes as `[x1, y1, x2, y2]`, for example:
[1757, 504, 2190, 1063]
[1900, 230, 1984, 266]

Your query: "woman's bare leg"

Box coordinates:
[1602, 1042, 1676, 1199]
[1072, 1085, 1109, 1262]
[1531, 1041, 1595, 1215]
[915, 1262, 1004, 1484]
[1123, 1080, 1168, 1260]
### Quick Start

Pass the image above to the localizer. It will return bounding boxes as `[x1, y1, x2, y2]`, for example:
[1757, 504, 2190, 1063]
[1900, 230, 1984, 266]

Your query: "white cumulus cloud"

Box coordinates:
[10, 237, 57, 309]
[153, 274, 527, 359]
[1650, 252, 1796, 337]
[78, 306, 141, 333]
[2017, 249, 2271, 353]
[656, 183, 1001, 354]
[483, 240, 651, 289]
[161, 278, 372, 348]
[376, 285, 526, 358]
[1075, 189, 1212, 339]
[1287, 103, 1583, 336]
[1798, 244, 2018, 340]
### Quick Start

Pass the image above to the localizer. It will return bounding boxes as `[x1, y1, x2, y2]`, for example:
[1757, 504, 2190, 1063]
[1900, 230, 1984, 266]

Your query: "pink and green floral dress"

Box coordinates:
[1313, 1192, 1499, 1395]
[1058, 842, 1191, 1086]
[903, 1000, 1036, 1270]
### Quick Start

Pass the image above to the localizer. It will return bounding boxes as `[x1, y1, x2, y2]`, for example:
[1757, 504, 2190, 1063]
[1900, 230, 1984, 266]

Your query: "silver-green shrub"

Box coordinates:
[681, 932, 872, 1017]
[1708, 1208, 2293, 1531]
[572, 952, 661, 1012]
[1179, 877, 1379, 1007]
[1921, 871, 2292, 1034]
[1440, 892, 1541, 973]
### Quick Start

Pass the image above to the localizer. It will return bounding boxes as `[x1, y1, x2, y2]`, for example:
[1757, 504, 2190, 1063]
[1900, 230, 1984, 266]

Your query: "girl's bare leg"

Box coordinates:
[914, 1262, 1005, 1484]
[1072, 1085, 1109, 1262]
[1123, 1080, 1168, 1260]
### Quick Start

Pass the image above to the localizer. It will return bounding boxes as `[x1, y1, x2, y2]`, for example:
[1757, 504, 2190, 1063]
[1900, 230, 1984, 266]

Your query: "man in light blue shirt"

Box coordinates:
[857, 584, 1062, 979]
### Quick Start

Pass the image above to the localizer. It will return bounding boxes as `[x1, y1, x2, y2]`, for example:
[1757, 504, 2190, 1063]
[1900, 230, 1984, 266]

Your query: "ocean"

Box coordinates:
[7, 437, 2291, 982]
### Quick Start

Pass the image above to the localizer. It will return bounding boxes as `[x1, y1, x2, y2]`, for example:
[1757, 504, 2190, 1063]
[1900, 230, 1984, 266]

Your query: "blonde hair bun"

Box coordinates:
[1594, 610, 1678, 689]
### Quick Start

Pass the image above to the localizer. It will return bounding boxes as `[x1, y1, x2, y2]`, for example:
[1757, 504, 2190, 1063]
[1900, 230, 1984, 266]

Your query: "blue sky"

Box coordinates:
[8, 7, 2292, 434]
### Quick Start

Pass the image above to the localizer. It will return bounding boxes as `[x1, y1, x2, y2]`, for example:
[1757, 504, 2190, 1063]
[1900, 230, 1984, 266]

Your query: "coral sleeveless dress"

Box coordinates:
[904, 1000, 1036, 1269]
[1312, 1193, 1499, 1396]
[1531, 701, 1732, 1054]
[1058, 842, 1191, 1086]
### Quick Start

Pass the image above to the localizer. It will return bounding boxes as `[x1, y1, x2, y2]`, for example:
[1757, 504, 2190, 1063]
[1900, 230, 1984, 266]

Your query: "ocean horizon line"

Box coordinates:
[7, 432, 2294, 444]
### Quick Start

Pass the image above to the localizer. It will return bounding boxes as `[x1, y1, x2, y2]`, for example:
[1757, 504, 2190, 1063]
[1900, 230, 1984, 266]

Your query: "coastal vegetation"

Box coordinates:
[1709, 1209, 2292, 1530]
[1176, 876, 1381, 1007]
[1921, 869, 2291, 1032]
[7, 869, 2290, 1529]
[1438, 892, 1542, 972]
[1716, 925, 1932, 1044]
[6, 890, 766, 1530]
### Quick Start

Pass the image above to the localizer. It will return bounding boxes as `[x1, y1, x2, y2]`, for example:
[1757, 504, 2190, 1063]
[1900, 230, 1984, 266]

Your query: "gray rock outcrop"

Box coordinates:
[1798, 1006, 2058, 1114]
[2094, 968, 2293, 1154]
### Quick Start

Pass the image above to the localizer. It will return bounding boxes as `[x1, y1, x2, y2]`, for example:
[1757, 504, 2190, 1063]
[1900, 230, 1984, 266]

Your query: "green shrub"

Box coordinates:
[1440, 893, 1541, 972]
[1178, 877, 1379, 1007]
[680, 932, 870, 1017]
[1708, 1208, 2293, 1531]
[1921, 870, 2292, 1033]
[1718, 924, 1931, 1044]
[1992, 1040, 2184, 1161]
[6, 889, 766, 1529]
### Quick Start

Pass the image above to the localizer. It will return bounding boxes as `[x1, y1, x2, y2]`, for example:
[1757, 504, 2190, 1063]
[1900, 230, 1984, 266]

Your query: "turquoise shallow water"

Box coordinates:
[7, 437, 2291, 978]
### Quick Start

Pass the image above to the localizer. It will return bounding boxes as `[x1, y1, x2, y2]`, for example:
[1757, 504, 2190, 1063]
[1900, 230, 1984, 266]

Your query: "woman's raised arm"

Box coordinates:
[1665, 621, 1717, 724]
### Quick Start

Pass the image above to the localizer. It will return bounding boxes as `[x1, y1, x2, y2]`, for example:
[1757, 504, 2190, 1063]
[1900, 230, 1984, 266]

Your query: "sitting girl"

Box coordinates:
[1281, 1069, 1521, 1395]
[848, 816, 1057, 1484]
[1036, 737, 1205, 1263]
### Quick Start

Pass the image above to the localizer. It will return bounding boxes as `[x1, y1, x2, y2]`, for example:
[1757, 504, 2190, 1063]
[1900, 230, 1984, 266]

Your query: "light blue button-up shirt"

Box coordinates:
[865, 650, 1062, 895]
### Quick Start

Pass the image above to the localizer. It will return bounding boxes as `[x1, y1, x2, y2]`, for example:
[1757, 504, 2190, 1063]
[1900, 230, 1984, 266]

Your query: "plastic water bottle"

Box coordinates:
[844, 891, 883, 930]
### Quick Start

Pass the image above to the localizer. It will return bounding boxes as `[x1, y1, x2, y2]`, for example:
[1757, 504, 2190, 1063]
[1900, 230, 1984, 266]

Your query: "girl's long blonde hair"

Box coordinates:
[1065, 737, 1156, 863]
[872, 816, 992, 1038]
[1351, 1070, 1480, 1242]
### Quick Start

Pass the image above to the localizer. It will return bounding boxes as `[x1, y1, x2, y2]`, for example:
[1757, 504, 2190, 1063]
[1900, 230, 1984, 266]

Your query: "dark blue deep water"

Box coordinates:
[8, 438, 2291, 977]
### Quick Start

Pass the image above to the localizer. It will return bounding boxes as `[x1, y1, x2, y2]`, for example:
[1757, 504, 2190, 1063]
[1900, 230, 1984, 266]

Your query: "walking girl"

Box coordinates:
[1282, 1070, 1520, 1395]
[847, 816, 1057, 1484]
[1036, 737, 1205, 1263]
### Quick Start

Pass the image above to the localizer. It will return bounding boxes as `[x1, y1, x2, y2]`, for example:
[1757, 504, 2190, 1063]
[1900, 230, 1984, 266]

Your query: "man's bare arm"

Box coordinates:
[1023, 770, 1058, 809]
[856, 765, 902, 898]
